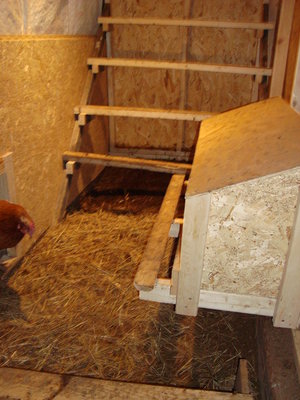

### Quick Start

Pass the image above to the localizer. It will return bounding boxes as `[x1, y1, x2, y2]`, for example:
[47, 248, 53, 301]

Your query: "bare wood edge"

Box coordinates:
[139, 278, 276, 317]
[63, 151, 191, 174]
[97, 16, 275, 30]
[74, 105, 216, 122]
[292, 329, 300, 382]
[234, 359, 251, 395]
[273, 189, 300, 329]
[170, 236, 181, 295]
[134, 175, 185, 291]
[269, 0, 296, 96]
[87, 57, 272, 76]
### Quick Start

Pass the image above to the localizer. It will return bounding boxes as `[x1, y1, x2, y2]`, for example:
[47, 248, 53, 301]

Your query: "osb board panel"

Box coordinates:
[0, 36, 96, 254]
[187, 97, 300, 197]
[200, 167, 300, 298]
[110, 0, 262, 152]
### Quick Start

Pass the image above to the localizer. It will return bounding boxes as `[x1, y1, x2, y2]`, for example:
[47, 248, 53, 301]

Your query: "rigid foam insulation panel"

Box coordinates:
[0, 36, 102, 254]
[0, 0, 101, 35]
[185, 97, 300, 299]
[109, 0, 263, 153]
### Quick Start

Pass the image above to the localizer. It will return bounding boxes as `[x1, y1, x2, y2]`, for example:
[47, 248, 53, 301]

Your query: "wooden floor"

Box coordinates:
[0, 367, 254, 400]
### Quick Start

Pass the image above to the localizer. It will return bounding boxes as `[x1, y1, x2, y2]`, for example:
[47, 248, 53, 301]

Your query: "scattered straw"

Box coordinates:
[0, 168, 258, 392]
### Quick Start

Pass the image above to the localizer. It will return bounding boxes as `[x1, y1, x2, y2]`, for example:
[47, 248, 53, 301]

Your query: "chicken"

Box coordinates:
[0, 200, 35, 250]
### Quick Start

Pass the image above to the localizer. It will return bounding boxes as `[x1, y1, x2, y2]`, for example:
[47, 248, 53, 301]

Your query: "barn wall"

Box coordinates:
[0, 1, 105, 254]
[109, 0, 263, 153]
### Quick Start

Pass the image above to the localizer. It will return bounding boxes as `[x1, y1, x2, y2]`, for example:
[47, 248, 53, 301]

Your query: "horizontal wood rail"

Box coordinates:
[140, 279, 276, 316]
[63, 151, 192, 174]
[74, 105, 216, 123]
[98, 16, 275, 30]
[88, 57, 272, 76]
[134, 174, 185, 291]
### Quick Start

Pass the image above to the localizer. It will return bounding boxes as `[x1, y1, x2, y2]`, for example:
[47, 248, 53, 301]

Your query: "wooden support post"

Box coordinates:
[234, 359, 251, 395]
[269, 0, 295, 97]
[176, 193, 211, 316]
[134, 175, 185, 291]
[273, 191, 300, 329]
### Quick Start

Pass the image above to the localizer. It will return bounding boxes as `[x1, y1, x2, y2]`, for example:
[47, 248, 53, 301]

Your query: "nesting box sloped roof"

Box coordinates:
[187, 97, 300, 197]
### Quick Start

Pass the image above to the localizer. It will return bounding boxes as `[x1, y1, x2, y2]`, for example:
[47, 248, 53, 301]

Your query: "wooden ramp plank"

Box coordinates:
[88, 57, 272, 76]
[0, 367, 254, 400]
[0, 367, 62, 400]
[98, 16, 274, 30]
[74, 105, 216, 122]
[63, 151, 191, 175]
[134, 174, 185, 291]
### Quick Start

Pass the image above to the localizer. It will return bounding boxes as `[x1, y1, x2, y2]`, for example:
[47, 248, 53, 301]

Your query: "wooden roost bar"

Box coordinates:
[138, 97, 300, 329]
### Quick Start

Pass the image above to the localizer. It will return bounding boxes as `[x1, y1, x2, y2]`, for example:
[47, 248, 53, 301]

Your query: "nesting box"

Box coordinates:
[140, 97, 300, 329]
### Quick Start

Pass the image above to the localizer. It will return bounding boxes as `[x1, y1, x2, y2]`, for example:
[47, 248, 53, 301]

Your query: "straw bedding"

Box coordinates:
[0, 168, 258, 392]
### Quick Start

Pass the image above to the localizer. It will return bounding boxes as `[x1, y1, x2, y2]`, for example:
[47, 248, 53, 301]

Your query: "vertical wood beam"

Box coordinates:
[269, 0, 295, 97]
[273, 191, 300, 328]
[176, 0, 192, 154]
[176, 193, 211, 316]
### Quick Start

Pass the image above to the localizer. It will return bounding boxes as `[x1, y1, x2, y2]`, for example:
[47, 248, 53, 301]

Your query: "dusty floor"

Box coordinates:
[0, 168, 259, 395]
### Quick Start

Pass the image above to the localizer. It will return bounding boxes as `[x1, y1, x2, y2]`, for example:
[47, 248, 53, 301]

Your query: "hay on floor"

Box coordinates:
[0, 168, 258, 393]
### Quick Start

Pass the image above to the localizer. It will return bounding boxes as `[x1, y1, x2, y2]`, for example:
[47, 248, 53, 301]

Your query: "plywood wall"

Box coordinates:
[0, 36, 98, 254]
[109, 0, 264, 154]
[202, 167, 300, 299]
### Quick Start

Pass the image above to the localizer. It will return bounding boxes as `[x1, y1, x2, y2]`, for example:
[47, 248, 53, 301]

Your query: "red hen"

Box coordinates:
[0, 200, 35, 250]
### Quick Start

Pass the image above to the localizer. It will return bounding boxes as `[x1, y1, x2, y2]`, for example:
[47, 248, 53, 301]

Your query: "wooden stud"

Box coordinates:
[134, 175, 185, 291]
[269, 0, 296, 97]
[234, 359, 251, 394]
[97, 16, 275, 30]
[75, 105, 216, 122]
[273, 190, 300, 329]
[176, 0, 192, 153]
[87, 57, 272, 76]
[176, 193, 211, 316]
[106, 31, 117, 152]
[63, 151, 191, 174]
